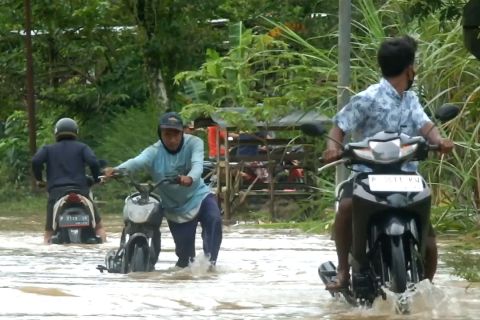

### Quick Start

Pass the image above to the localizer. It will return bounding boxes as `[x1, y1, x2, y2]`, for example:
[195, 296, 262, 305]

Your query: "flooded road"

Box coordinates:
[1, 225, 479, 319]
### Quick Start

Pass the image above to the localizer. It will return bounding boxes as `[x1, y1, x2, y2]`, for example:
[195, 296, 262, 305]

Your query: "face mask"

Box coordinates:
[406, 69, 415, 91]
[160, 133, 184, 155]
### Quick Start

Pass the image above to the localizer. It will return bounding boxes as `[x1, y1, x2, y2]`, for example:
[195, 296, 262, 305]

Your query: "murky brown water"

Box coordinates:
[1, 223, 479, 319]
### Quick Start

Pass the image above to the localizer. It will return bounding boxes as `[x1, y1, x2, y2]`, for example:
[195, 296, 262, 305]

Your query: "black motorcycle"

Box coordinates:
[50, 178, 101, 244]
[98, 172, 178, 273]
[302, 104, 459, 308]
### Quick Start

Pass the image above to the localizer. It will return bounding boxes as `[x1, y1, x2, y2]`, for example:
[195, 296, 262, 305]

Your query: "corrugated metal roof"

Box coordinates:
[207, 107, 330, 130]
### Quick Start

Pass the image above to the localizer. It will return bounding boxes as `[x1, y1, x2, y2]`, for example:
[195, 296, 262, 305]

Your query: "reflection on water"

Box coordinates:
[0, 226, 479, 319]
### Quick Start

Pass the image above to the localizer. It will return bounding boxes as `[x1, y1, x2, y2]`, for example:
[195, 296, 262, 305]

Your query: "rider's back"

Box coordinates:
[334, 79, 430, 143]
[32, 138, 99, 191]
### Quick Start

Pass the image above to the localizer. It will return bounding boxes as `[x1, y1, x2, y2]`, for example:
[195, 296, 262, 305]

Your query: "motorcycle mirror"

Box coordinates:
[435, 104, 460, 123]
[300, 122, 327, 137]
[463, 0, 480, 60]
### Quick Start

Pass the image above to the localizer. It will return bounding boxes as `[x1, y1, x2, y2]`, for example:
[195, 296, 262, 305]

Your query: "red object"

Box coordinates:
[288, 168, 304, 182]
[207, 125, 227, 158]
[66, 192, 82, 203]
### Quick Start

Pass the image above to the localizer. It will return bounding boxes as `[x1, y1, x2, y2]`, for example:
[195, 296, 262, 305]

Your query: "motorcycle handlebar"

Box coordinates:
[152, 176, 180, 189]
[113, 171, 179, 190]
[102, 169, 180, 192]
[317, 158, 348, 173]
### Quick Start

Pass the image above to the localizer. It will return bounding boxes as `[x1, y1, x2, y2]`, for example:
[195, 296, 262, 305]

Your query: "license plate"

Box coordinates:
[368, 175, 424, 192]
[59, 215, 90, 227]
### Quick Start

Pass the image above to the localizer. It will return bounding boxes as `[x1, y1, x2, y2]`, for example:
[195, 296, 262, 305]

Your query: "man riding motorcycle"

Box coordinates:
[324, 35, 454, 291]
[31, 118, 107, 244]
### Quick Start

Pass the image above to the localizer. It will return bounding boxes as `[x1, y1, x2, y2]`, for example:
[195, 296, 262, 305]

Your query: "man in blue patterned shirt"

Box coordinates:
[323, 36, 454, 291]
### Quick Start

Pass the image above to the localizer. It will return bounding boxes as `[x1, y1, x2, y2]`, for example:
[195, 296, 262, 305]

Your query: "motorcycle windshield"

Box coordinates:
[123, 196, 159, 223]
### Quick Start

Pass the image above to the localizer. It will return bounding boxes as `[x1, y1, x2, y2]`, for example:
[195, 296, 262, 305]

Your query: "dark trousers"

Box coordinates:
[167, 194, 223, 267]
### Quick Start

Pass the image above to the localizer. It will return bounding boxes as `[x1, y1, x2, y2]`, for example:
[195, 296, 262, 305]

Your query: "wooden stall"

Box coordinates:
[197, 108, 330, 222]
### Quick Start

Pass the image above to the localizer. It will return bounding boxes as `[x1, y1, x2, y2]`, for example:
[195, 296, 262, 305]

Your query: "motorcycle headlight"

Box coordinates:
[351, 139, 418, 163]
[369, 139, 401, 163]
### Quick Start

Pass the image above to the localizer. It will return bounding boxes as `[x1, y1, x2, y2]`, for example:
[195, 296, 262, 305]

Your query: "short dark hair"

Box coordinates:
[377, 35, 417, 77]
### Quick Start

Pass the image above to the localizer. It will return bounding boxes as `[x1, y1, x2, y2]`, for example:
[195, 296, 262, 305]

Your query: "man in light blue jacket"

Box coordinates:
[105, 112, 222, 268]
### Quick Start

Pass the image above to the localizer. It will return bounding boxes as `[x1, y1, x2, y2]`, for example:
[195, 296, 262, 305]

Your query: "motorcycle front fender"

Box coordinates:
[125, 233, 150, 250]
[370, 216, 419, 245]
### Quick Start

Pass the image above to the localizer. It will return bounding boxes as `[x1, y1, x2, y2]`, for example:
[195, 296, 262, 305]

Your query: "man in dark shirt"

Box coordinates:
[31, 118, 106, 244]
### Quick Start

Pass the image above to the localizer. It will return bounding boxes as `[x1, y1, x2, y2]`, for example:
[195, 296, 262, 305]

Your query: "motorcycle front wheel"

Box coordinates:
[388, 236, 407, 293]
[408, 239, 424, 283]
[131, 244, 148, 272]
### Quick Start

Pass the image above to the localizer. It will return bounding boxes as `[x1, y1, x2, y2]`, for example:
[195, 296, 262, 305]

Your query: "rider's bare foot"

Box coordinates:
[43, 230, 53, 244]
[95, 227, 107, 243]
[94, 221, 107, 242]
[325, 270, 350, 291]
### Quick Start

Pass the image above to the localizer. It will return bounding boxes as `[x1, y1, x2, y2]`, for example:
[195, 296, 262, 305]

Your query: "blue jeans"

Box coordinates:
[167, 193, 223, 267]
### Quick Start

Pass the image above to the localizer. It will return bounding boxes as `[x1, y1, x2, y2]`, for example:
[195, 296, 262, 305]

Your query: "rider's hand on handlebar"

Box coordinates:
[178, 175, 193, 187]
[103, 167, 117, 178]
[438, 138, 454, 154]
[322, 147, 343, 164]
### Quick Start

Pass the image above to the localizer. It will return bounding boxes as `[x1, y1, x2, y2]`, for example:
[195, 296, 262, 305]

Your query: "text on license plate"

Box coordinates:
[59, 215, 90, 226]
[368, 175, 424, 192]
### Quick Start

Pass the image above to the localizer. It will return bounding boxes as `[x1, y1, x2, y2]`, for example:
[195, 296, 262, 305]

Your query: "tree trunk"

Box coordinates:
[130, 0, 170, 111]
[23, 0, 37, 190]
[147, 66, 169, 112]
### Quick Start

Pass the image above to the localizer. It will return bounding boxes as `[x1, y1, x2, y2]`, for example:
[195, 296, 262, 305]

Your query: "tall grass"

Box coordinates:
[264, 0, 479, 225]
[174, 0, 478, 225]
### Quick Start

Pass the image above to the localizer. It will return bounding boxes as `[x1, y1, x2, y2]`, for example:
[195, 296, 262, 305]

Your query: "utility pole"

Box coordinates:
[336, 0, 351, 185]
[23, 0, 37, 187]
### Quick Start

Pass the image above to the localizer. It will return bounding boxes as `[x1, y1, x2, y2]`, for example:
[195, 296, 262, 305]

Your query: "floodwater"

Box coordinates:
[0, 224, 479, 319]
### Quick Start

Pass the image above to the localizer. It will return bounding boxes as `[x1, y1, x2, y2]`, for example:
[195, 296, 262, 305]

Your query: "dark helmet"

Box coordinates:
[54, 118, 78, 141]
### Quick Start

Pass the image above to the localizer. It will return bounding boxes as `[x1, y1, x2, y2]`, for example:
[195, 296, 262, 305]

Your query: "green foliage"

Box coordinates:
[395, 0, 467, 23]
[0, 108, 77, 188]
[176, 22, 336, 131]
[0, 190, 44, 216]
[0, 0, 148, 122]
[0, 0, 478, 230]
[219, 0, 328, 22]
[177, 0, 479, 226]
[280, 0, 480, 224]
[252, 220, 333, 234]
[96, 103, 158, 164]
[0, 111, 31, 184]
[444, 248, 480, 282]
